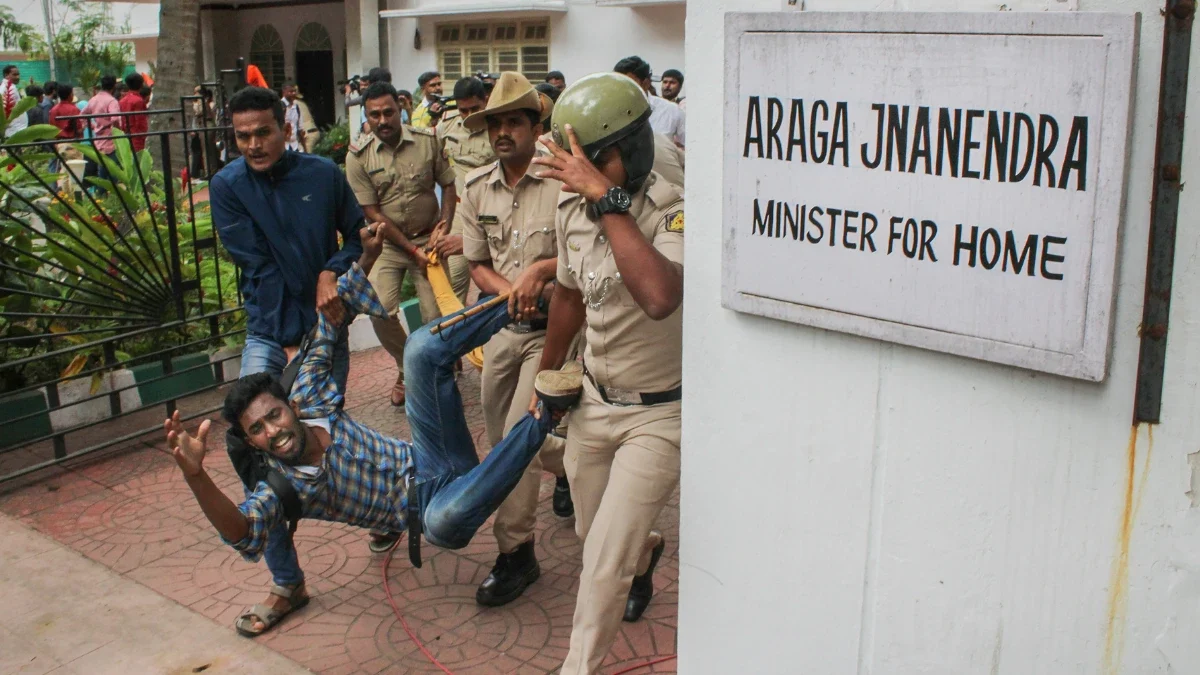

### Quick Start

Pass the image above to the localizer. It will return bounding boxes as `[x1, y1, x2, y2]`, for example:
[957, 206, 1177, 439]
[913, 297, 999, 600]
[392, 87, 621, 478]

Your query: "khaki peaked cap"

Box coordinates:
[463, 72, 554, 132]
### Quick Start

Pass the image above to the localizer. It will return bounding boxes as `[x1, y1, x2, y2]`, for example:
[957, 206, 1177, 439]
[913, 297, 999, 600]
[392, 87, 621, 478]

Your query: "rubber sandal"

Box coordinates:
[234, 583, 310, 637]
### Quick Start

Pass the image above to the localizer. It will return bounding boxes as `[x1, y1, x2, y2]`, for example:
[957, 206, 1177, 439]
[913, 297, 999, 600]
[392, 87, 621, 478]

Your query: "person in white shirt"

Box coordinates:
[660, 69, 686, 112]
[2, 64, 28, 138]
[281, 82, 306, 152]
[613, 56, 685, 149]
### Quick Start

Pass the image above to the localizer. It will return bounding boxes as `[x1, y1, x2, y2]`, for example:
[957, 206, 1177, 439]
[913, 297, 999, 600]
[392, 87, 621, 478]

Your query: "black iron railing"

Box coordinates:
[0, 68, 248, 482]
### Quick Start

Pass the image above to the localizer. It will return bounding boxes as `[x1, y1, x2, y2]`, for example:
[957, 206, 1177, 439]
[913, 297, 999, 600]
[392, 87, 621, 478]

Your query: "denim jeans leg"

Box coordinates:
[238, 333, 304, 587]
[240, 333, 288, 379]
[421, 412, 556, 549]
[404, 297, 513, 480]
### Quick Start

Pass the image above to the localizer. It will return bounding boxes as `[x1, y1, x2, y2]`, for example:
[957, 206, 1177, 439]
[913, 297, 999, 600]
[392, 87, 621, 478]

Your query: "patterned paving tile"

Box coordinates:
[0, 346, 678, 674]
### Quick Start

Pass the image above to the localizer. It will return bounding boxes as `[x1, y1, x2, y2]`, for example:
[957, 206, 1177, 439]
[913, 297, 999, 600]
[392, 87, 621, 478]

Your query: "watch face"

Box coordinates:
[608, 187, 632, 211]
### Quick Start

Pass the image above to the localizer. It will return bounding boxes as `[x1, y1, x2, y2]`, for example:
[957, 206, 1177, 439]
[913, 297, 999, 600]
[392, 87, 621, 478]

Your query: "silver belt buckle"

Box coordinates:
[508, 322, 533, 334]
[603, 385, 641, 406]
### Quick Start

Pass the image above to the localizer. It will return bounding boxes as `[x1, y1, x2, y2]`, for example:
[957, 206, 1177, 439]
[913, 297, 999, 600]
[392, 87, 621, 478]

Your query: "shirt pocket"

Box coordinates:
[524, 217, 557, 264]
[397, 162, 433, 195]
[369, 170, 396, 196]
[483, 219, 507, 260]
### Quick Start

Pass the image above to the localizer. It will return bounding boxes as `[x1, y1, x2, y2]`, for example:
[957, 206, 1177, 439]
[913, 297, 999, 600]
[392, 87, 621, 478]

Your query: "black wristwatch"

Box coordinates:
[591, 186, 632, 218]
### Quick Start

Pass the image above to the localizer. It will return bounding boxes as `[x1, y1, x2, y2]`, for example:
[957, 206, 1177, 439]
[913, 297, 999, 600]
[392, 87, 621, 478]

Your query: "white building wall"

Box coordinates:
[384, 2, 686, 97]
[233, 3, 347, 86]
[682, 1, 1200, 674]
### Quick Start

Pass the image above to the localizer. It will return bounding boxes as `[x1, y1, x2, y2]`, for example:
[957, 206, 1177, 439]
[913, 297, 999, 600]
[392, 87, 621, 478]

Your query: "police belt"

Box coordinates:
[584, 367, 682, 407]
[506, 318, 548, 334]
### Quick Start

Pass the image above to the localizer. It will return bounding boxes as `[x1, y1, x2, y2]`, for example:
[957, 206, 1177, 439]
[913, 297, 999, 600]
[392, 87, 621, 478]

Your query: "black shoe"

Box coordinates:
[623, 538, 666, 622]
[476, 538, 541, 607]
[552, 475, 574, 518]
[534, 362, 584, 412]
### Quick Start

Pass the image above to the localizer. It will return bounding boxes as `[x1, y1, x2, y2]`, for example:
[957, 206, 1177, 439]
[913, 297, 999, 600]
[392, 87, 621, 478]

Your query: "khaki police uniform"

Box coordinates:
[652, 133, 685, 190]
[557, 172, 684, 674]
[461, 158, 567, 554]
[346, 125, 456, 377]
[437, 110, 497, 304]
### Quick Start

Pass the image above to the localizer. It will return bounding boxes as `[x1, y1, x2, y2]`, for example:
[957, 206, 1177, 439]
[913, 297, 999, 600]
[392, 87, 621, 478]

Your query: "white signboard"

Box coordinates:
[722, 12, 1138, 381]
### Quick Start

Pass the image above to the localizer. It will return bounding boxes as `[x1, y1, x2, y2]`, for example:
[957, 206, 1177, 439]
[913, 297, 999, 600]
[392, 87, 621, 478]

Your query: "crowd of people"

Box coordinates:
[1, 64, 153, 184]
[159, 55, 685, 675]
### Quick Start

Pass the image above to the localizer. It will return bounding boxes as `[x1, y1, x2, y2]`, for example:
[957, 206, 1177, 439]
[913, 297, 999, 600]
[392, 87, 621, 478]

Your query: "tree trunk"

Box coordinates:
[150, 0, 199, 174]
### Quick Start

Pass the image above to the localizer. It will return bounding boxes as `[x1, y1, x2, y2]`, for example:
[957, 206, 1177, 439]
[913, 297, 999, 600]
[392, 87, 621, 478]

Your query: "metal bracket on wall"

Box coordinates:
[1134, 0, 1194, 423]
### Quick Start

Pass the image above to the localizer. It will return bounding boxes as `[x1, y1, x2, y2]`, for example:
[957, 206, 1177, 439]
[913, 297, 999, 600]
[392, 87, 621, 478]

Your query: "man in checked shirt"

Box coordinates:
[164, 224, 583, 634]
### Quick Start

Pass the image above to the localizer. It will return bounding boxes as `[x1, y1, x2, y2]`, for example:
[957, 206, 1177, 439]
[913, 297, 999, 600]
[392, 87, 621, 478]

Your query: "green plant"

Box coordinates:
[310, 122, 351, 165]
[28, 0, 133, 93]
[0, 126, 240, 394]
[0, 7, 46, 54]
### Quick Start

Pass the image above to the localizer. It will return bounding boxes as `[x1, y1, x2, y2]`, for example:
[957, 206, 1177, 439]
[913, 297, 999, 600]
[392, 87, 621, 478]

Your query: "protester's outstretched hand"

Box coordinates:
[165, 410, 211, 478]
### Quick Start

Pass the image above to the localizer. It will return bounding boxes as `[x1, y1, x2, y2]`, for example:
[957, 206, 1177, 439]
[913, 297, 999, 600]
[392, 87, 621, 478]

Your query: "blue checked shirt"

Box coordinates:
[226, 263, 415, 561]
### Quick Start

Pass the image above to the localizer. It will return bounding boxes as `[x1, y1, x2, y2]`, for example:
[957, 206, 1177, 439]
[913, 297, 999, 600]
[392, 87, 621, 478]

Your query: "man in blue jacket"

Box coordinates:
[210, 86, 365, 637]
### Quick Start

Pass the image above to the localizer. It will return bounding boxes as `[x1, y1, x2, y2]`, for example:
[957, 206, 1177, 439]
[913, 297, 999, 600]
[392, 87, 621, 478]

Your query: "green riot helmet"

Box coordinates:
[550, 72, 656, 194]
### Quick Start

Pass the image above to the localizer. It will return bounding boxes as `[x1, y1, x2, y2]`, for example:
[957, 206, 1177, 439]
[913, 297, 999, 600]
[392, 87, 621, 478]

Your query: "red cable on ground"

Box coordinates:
[381, 545, 455, 675]
[381, 544, 678, 675]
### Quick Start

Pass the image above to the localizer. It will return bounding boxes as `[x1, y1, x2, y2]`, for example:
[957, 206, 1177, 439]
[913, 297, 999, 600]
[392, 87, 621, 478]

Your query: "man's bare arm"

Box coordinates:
[164, 412, 249, 543]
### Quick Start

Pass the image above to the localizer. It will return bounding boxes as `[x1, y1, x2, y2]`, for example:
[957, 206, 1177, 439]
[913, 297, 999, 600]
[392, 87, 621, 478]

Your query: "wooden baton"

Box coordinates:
[430, 293, 511, 335]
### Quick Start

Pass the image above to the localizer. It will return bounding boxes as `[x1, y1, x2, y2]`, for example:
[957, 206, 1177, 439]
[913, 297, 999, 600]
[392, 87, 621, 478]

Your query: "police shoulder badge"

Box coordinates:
[665, 210, 684, 233]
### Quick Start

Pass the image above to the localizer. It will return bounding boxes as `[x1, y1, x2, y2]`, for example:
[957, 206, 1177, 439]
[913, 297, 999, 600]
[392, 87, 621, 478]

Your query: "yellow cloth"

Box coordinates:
[427, 250, 485, 370]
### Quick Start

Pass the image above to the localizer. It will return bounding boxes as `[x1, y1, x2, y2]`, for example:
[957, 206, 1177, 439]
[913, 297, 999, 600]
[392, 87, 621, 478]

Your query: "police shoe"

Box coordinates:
[476, 538, 541, 607]
[535, 361, 584, 411]
[552, 475, 574, 518]
[623, 537, 666, 622]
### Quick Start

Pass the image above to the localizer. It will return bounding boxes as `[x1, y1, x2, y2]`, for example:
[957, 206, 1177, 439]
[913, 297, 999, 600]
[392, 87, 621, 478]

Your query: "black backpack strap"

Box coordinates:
[266, 469, 303, 538]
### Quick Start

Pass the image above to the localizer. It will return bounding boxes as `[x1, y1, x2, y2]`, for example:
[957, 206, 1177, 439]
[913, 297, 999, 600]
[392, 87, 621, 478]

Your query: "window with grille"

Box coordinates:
[435, 19, 550, 82]
[249, 24, 286, 91]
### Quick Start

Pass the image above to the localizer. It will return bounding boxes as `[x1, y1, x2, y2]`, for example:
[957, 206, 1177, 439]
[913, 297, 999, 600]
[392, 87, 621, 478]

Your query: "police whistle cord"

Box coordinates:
[381, 541, 678, 674]
[430, 293, 510, 335]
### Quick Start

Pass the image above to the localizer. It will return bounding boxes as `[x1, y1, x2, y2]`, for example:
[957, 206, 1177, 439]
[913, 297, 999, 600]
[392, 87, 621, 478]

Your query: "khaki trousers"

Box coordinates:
[447, 211, 471, 305]
[560, 378, 681, 675]
[368, 241, 439, 377]
[483, 327, 566, 553]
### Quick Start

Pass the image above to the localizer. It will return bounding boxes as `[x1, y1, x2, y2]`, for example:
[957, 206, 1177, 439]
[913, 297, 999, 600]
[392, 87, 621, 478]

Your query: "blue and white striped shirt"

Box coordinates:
[227, 263, 414, 561]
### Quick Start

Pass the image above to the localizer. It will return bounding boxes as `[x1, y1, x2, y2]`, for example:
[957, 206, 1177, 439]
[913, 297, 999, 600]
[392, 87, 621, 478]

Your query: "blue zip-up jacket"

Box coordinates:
[211, 151, 364, 347]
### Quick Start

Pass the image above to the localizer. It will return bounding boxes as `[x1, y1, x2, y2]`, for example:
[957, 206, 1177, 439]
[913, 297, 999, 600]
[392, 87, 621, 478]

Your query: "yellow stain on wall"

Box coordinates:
[1103, 425, 1153, 675]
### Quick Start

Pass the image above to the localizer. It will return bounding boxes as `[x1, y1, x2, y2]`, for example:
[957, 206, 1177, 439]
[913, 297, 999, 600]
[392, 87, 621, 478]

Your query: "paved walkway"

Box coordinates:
[0, 512, 308, 674]
[0, 346, 679, 674]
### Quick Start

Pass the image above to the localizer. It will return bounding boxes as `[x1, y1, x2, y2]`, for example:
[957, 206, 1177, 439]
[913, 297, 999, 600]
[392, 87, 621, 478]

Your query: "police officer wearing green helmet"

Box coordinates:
[529, 71, 685, 674]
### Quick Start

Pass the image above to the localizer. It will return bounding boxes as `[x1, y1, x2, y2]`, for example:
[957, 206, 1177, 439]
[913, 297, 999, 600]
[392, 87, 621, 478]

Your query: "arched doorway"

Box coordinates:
[295, 22, 334, 129]
[249, 25, 286, 92]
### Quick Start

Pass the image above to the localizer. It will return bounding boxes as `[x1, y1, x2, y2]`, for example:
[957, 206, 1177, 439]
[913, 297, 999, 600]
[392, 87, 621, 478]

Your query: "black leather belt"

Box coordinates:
[584, 367, 682, 407]
[405, 464, 422, 568]
[507, 318, 548, 334]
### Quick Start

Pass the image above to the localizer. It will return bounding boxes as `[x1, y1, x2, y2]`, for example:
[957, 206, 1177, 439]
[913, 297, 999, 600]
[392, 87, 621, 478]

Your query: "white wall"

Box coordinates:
[681, 1, 1200, 674]
[384, 2, 686, 97]
[233, 3, 347, 86]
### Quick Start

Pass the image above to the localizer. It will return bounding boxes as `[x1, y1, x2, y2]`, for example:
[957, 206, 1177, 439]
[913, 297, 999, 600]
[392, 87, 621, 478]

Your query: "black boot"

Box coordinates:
[623, 538, 666, 622]
[476, 538, 540, 607]
[553, 475, 574, 518]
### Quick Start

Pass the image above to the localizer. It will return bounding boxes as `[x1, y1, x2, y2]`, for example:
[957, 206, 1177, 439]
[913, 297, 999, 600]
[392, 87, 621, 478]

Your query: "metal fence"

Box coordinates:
[0, 66, 247, 483]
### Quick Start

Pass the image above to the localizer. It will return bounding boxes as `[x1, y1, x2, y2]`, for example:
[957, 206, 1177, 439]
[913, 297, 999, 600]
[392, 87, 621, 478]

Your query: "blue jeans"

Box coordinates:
[239, 330, 350, 587]
[404, 298, 556, 549]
